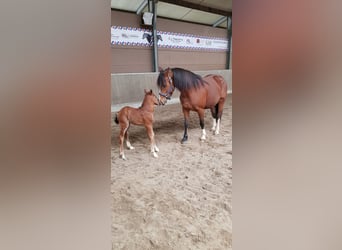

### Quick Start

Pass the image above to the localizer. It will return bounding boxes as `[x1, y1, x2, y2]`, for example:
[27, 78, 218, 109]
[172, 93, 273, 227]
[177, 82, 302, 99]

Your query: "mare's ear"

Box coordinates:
[144, 89, 149, 94]
[158, 66, 164, 72]
[166, 67, 173, 77]
[149, 89, 153, 94]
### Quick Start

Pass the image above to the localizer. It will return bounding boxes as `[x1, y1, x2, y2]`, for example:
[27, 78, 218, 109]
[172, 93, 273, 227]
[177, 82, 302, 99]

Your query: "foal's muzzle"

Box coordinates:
[158, 95, 167, 105]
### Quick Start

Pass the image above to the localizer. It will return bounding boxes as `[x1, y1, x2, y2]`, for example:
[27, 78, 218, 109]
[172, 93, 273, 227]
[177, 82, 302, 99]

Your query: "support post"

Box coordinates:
[152, 0, 158, 72]
[226, 15, 232, 69]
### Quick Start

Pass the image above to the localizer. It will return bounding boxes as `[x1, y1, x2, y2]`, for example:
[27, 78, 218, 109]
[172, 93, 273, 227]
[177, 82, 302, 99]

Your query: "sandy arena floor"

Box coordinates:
[111, 95, 232, 250]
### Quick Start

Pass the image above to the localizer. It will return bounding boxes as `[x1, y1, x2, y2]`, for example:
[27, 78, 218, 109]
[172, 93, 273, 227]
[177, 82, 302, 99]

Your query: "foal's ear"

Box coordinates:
[144, 89, 153, 94]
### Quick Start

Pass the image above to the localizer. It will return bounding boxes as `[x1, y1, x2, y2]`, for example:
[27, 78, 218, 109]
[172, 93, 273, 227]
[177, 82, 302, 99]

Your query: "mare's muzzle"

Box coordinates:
[158, 91, 171, 100]
[158, 84, 174, 102]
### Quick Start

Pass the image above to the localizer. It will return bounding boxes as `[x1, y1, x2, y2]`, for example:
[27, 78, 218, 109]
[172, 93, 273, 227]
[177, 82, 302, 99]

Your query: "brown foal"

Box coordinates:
[114, 89, 160, 160]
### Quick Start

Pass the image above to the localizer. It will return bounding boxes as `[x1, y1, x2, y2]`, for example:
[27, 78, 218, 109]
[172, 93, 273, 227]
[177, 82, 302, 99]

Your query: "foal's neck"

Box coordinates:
[140, 98, 154, 112]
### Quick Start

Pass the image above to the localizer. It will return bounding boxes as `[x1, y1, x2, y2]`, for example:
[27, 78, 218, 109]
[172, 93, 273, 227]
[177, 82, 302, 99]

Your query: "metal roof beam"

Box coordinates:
[213, 16, 227, 27]
[136, 0, 148, 15]
[160, 0, 231, 16]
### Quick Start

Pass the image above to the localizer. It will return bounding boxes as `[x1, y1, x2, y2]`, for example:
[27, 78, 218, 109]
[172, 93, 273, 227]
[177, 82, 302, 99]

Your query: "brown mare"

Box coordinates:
[114, 89, 160, 160]
[157, 67, 228, 143]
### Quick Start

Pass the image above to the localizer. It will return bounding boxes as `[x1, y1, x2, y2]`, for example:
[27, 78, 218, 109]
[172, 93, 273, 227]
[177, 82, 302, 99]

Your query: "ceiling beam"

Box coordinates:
[213, 16, 227, 27]
[159, 0, 231, 16]
[136, 0, 148, 15]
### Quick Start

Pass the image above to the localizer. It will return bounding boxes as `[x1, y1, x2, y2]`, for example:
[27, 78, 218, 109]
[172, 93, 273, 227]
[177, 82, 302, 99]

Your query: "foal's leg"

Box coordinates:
[181, 108, 190, 143]
[145, 124, 158, 158]
[124, 127, 134, 150]
[197, 108, 206, 141]
[154, 143, 159, 152]
[119, 122, 129, 160]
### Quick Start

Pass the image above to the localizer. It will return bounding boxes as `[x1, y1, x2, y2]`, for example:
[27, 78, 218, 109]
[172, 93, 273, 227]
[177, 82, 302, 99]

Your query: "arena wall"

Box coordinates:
[111, 69, 232, 111]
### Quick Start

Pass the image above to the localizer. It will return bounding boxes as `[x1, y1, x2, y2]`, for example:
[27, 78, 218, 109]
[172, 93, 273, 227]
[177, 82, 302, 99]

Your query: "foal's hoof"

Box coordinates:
[154, 146, 159, 152]
[127, 146, 135, 150]
[200, 135, 206, 141]
[152, 152, 158, 158]
[214, 131, 220, 135]
[119, 154, 127, 160]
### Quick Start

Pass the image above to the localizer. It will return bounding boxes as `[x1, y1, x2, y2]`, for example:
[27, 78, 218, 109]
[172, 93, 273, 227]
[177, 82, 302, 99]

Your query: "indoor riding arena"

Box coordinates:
[111, 1, 232, 249]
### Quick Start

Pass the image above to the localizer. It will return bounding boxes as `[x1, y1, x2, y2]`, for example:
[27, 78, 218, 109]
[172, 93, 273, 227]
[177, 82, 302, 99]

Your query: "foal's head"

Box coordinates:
[157, 67, 174, 105]
[143, 89, 160, 107]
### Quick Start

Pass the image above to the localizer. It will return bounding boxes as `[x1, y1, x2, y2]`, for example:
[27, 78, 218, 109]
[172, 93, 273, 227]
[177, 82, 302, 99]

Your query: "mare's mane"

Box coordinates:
[157, 67, 207, 91]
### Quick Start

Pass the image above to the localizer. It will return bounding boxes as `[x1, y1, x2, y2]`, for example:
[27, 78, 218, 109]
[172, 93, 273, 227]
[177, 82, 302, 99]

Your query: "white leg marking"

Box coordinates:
[125, 130, 134, 150]
[120, 153, 127, 160]
[215, 119, 220, 135]
[151, 144, 158, 158]
[154, 145, 159, 152]
[126, 140, 134, 150]
[211, 118, 217, 131]
[200, 129, 207, 140]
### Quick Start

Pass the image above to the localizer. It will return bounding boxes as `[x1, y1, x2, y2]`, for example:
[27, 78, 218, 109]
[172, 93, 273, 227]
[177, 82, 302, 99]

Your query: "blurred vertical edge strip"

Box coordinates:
[234, 1, 342, 250]
[0, 1, 111, 250]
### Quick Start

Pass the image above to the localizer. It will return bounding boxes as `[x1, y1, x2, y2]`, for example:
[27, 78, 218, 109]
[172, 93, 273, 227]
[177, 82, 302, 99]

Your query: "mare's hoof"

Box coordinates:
[181, 135, 188, 144]
[152, 152, 158, 158]
[120, 154, 127, 160]
[127, 146, 135, 150]
[181, 138, 188, 144]
[154, 146, 159, 152]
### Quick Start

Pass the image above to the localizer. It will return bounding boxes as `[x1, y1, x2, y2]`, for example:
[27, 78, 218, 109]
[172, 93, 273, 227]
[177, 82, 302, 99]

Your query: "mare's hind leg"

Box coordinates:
[210, 104, 219, 132]
[215, 98, 226, 135]
[181, 108, 190, 143]
[124, 128, 134, 150]
[197, 108, 206, 141]
[145, 124, 158, 158]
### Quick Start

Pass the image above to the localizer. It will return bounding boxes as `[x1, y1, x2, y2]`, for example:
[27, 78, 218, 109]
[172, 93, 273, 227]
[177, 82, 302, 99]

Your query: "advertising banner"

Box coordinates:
[111, 26, 228, 51]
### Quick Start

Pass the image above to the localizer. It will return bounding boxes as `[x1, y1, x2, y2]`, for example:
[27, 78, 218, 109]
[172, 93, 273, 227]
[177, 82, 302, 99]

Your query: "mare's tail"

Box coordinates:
[114, 113, 119, 124]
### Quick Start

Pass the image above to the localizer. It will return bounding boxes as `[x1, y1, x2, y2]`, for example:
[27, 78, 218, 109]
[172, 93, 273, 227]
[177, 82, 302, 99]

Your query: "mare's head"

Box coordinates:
[157, 67, 175, 105]
[144, 89, 160, 106]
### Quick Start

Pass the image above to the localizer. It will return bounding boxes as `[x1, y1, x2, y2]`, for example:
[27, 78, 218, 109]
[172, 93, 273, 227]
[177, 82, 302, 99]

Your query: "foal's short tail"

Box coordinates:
[114, 113, 119, 124]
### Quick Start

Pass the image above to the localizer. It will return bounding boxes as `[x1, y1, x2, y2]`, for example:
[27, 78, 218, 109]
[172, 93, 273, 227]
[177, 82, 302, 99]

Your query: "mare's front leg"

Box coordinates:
[181, 108, 190, 143]
[197, 108, 206, 140]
